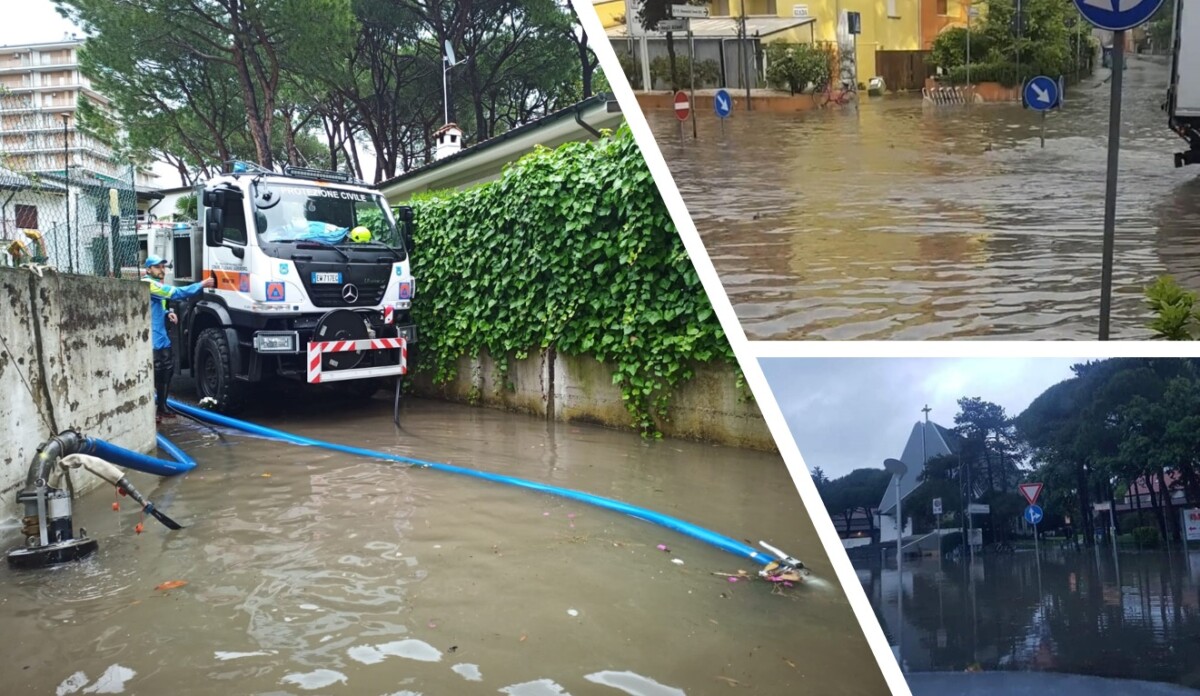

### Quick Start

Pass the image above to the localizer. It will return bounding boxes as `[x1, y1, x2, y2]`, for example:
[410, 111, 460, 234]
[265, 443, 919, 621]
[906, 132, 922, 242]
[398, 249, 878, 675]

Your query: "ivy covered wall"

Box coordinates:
[409, 125, 743, 436]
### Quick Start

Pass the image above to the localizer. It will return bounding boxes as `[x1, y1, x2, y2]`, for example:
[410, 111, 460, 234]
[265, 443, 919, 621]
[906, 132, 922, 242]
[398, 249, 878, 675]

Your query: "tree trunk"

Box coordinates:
[1157, 468, 1176, 541]
[1147, 473, 1168, 543]
[1077, 462, 1094, 547]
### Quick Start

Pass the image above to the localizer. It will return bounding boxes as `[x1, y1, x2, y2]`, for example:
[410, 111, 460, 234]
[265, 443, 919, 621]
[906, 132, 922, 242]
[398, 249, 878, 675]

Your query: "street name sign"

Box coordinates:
[671, 4, 709, 18]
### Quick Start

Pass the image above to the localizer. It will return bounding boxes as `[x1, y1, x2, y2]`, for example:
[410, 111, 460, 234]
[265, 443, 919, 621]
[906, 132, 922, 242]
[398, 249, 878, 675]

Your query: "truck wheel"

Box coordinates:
[194, 328, 246, 414]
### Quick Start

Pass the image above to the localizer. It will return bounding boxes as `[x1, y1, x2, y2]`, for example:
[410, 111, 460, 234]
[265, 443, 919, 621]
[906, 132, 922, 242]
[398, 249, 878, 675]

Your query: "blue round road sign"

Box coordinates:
[1073, 0, 1165, 32]
[1023, 76, 1059, 112]
[1024, 504, 1044, 525]
[714, 89, 733, 119]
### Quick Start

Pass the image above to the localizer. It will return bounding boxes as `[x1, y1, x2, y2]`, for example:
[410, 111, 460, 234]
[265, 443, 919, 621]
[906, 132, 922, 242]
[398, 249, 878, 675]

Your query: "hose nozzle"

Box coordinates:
[757, 540, 808, 577]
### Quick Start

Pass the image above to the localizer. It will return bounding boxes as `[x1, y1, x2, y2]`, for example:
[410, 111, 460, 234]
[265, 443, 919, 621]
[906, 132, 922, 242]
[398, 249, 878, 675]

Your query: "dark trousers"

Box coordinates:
[153, 347, 174, 413]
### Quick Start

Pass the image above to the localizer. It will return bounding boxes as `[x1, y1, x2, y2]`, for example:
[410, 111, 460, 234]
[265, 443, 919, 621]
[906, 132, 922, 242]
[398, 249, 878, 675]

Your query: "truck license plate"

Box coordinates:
[312, 272, 342, 284]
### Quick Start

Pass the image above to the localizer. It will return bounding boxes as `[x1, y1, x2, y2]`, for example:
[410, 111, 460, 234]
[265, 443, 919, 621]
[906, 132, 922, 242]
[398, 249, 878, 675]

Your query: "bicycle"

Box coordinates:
[814, 80, 857, 108]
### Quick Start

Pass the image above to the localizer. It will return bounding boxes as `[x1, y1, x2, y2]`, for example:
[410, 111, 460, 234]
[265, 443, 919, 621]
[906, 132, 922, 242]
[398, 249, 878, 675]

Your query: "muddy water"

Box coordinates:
[864, 551, 1200, 687]
[653, 56, 1200, 340]
[0, 399, 885, 695]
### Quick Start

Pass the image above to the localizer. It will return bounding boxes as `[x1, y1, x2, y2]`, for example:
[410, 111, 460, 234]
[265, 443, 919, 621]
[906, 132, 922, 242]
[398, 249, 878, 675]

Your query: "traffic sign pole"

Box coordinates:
[1099, 32, 1125, 340]
[1068, 0, 1163, 339]
[688, 23, 697, 140]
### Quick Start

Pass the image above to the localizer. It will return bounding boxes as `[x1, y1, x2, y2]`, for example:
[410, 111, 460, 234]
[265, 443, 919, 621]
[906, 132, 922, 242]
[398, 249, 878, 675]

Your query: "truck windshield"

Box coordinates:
[252, 182, 401, 248]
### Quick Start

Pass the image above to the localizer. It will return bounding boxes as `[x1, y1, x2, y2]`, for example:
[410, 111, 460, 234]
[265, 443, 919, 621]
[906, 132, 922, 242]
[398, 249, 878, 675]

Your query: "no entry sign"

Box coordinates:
[673, 91, 690, 121]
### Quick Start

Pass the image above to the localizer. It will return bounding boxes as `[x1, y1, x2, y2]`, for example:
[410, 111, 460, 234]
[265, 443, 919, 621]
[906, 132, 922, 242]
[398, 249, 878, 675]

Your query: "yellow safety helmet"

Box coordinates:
[349, 226, 372, 243]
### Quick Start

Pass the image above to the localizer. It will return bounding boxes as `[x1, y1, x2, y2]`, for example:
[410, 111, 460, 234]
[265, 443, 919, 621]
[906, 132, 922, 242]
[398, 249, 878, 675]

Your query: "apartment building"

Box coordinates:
[0, 37, 142, 184]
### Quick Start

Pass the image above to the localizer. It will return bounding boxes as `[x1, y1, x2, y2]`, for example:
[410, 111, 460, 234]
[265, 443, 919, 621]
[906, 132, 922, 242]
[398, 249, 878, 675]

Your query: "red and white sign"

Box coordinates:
[1019, 482, 1043, 506]
[307, 337, 407, 384]
[673, 91, 690, 121]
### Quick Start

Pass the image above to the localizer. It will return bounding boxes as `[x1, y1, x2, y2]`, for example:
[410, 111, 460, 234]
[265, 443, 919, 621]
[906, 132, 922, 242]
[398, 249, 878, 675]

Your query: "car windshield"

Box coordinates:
[253, 182, 401, 248]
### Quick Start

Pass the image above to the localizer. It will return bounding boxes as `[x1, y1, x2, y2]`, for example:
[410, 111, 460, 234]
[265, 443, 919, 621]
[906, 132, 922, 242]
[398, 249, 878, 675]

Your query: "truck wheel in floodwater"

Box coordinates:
[194, 328, 247, 414]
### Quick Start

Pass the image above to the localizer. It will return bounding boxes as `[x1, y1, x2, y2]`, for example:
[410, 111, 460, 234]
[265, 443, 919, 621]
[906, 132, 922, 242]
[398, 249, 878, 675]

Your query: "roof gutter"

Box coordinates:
[381, 96, 622, 202]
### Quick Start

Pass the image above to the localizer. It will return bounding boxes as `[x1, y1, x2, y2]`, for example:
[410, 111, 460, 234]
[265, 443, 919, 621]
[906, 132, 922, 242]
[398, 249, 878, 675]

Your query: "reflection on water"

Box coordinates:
[0, 399, 885, 695]
[655, 56, 1200, 339]
[862, 549, 1200, 688]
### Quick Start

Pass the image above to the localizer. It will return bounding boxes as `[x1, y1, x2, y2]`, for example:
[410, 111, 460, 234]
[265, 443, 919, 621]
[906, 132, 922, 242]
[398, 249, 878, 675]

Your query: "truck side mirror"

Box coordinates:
[205, 207, 225, 247]
[393, 206, 415, 250]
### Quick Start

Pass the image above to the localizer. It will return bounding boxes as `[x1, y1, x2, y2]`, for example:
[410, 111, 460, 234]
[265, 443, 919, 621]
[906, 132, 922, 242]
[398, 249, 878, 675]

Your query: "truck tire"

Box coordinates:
[194, 328, 247, 414]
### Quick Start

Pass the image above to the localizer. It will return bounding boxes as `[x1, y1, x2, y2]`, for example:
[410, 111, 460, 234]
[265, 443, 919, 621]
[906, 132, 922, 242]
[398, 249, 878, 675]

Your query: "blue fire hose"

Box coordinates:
[81, 433, 197, 476]
[167, 399, 801, 570]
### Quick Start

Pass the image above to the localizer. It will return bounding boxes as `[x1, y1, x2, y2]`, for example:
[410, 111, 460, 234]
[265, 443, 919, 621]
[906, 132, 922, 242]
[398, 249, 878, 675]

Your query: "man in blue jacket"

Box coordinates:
[142, 256, 213, 421]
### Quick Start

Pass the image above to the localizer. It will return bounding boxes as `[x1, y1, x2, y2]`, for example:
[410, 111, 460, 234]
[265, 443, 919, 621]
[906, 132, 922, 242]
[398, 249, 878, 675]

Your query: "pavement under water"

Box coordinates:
[862, 548, 1200, 693]
[653, 56, 1200, 340]
[0, 398, 886, 695]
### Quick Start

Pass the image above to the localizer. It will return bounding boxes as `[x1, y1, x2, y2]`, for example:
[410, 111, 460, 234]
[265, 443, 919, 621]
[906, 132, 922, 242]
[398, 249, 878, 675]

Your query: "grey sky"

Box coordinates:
[0, 0, 83, 47]
[759, 358, 1087, 480]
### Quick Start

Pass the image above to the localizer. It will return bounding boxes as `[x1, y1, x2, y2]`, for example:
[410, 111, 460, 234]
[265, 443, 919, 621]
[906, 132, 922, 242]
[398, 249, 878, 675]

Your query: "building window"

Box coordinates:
[937, 0, 948, 13]
[887, 0, 899, 17]
[15, 204, 37, 230]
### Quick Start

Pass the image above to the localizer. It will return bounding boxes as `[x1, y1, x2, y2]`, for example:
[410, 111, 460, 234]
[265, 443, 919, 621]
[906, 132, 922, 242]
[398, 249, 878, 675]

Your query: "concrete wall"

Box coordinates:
[411, 349, 776, 451]
[0, 266, 155, 517]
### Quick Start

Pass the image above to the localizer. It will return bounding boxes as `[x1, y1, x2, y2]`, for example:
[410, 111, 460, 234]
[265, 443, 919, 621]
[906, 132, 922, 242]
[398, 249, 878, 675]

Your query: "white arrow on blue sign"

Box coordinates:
[714, 89, 732, 119]
[1023, 76, 1060, 112]
[1024, 504, 1044, 525]
[1073, 0, 1165, 32]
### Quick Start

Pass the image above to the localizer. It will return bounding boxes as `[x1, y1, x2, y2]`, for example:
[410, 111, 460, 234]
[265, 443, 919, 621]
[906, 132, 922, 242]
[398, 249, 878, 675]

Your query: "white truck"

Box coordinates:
[1168, 0, 1200, 166]
[150, 162, 417, 413]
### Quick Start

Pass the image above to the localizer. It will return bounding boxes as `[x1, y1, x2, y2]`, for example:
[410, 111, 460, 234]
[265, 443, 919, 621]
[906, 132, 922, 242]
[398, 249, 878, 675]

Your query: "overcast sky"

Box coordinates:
[760, 358, 1088, 480]
[0, 0, 83, 47]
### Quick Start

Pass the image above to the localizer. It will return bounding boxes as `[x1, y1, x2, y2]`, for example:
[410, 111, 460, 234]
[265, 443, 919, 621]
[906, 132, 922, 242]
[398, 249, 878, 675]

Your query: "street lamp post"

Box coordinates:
[884, 457, 908, 669]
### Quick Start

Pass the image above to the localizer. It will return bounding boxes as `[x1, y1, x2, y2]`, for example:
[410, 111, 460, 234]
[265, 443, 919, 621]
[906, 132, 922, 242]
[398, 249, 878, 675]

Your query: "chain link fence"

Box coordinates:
[1, 91, 145, 278]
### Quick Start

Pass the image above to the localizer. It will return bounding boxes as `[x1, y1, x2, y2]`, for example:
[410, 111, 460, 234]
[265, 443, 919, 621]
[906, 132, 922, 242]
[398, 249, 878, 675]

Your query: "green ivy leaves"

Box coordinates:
[409, 125, 737, 436]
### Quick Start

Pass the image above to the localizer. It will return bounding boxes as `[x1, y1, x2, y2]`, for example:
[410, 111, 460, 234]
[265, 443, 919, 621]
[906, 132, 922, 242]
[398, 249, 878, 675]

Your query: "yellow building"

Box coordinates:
[593, 0, 925, 85]
[591, 0, 626, 28]
[718, 0, 921, 81]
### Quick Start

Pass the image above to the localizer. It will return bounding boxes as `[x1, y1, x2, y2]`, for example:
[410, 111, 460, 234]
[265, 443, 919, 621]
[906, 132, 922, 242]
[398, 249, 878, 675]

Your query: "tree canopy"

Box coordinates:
[56, 0, 608, 184]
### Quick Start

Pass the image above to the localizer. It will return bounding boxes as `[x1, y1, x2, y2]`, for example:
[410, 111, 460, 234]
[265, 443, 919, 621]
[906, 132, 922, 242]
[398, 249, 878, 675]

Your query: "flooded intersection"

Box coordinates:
[656, 56, 1200, 340]
[0, 399, 884, 695]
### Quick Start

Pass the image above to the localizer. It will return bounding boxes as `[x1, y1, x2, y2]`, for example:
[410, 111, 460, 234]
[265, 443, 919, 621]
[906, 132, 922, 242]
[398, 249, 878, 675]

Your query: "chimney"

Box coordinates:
[434, 123, 464, 161]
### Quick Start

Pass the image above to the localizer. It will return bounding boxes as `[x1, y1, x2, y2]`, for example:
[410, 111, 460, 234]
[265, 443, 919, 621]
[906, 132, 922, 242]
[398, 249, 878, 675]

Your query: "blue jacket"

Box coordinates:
[143, 276, 206, 350]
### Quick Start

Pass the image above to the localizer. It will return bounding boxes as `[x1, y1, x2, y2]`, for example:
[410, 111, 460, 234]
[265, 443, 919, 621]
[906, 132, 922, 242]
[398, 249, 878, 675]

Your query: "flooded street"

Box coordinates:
[0, 399, 884, 695]
[862, 550, 1200, 688]
[653, 56, 1200, 340]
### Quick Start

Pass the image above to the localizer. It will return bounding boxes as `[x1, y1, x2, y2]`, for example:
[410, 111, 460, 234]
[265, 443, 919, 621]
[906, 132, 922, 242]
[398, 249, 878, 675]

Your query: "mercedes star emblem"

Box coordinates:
[341, 284, 359, 303]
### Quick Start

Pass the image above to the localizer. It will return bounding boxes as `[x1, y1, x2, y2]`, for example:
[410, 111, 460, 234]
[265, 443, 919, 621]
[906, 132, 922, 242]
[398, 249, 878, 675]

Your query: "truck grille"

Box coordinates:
[293, 260, 391, 308]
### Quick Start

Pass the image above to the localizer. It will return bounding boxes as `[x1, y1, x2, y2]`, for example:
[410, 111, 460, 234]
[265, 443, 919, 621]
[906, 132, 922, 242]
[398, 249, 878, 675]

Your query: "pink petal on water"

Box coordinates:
[728, 577, 739, 583]
[567, 513, 576, 519]
[656, 544, 669, 552]
[543, 512, 550, 517]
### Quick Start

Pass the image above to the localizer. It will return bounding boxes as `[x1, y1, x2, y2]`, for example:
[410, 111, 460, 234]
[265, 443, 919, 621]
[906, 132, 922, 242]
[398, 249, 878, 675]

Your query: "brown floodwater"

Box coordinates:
[0, 398, 887, 695]
[651, 55, 1200, 340]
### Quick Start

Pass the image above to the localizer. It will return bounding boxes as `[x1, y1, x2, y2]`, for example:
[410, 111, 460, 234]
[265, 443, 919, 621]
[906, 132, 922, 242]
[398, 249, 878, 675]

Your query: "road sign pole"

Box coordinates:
[688, 23, 697, 139]
[1098, 31, 1125, 340]
[1041, 111, 1046, 148]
